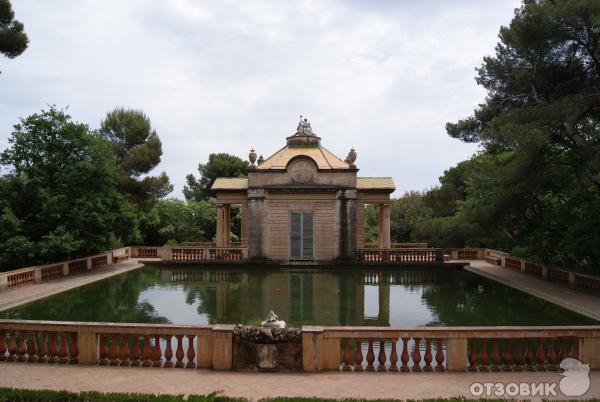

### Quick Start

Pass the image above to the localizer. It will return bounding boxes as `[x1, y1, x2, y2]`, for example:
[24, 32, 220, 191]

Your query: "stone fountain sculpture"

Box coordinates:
[232, 311, 301, 372]
[261, 310, 286, 328]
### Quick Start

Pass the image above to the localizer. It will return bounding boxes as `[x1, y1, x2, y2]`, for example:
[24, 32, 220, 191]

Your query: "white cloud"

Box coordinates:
[0, 0, 521, 196]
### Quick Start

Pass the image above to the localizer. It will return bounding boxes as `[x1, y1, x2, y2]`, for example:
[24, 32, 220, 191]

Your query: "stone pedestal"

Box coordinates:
[233, 338, 302, 372]
[231, 324, 302, 372]
[257, 344, 277, 370]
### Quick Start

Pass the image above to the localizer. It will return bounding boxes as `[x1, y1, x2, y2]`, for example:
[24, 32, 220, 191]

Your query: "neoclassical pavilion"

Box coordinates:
[211, 118, 395, 262]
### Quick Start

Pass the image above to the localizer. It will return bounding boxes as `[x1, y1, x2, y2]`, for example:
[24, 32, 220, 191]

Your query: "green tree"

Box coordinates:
[363, 204, 378, 244]
[441, 0, 600, 270]
[421, 160, 474, 218]
[99, 108, 172, 209]
[142, 199, 216, 245]
[183, 153, 248, 201]
[0, 107, 140, 271]
[0, 0, 28, 66]
[390, 191, 425, 242]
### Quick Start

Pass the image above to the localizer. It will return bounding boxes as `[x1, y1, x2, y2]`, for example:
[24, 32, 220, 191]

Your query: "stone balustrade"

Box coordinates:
[164, 246, 248, 262]
[130, 246, 162, 259]
[364, 243, 429, 249]
[0, 320, 234, 369]
[3, 245, 598, 292]
[449, 248, 600, 292]
[1, 320, 598, 372]
[357, 248, 444, 264]
[304, 326, 600, 372]
[0, 249, 128, 290]
[444, 248, 488, 261]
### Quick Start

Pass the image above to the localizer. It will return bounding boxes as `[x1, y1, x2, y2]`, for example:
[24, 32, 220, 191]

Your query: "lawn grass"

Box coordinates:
[0, 388, 550, 402]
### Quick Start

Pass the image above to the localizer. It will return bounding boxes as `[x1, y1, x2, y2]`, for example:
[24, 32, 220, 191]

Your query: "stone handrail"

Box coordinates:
[0, 319, 232, 369]
[304, 325, 600, 372]
[443, 248, 487, 261]
[364, 243, 429, 249]
[357, 248, 444, 264]
[181, 242, 243, 248]
[130, 246, 163, 259]
[1, 320, 598, 372]
[163, 246, 248, 262]
[0, 248, 129, 290]
[448, 248, 600, 292]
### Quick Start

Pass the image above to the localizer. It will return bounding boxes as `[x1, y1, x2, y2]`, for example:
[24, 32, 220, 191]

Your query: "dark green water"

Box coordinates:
[0, 265, 596, 326]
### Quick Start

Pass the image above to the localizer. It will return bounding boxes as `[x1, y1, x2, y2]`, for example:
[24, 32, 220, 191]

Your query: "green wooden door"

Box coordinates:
[290, 212, 314, 260]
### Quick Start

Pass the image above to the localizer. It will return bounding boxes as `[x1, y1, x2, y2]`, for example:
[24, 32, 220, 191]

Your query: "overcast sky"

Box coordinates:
[0, 0, 521, 198]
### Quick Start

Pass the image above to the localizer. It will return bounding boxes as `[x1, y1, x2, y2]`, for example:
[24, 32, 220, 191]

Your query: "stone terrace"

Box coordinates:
[460, 260, 600, 321]
[0, 259, 149, 312]
[0, 364, 598, 400]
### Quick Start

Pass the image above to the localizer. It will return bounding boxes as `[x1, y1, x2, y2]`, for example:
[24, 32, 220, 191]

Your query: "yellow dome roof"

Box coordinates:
[256, 145, 351, 170]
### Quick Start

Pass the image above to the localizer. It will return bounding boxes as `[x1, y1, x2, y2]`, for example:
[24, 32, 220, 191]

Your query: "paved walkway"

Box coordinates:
[458, 260, 600, 321]
[0, 363, 597, 400]
[0, 259, 152, 312]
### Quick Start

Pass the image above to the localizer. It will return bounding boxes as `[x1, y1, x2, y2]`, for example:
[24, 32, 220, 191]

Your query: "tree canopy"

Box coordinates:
[0, 0, 28, 63]
[0, 107, 140, 270]
[141, 198, 216, 246]
[183, 153, 248, 201]
[99, 108, 172, 209]
[409, 0, 600, 271]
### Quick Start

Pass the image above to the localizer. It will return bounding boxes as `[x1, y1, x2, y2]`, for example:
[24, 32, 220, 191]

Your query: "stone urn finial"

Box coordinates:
[257, 155, 264, 165]
[249, 148, 257, 166]
[345, 148, 357, 168]
[261, 310, 286, 329]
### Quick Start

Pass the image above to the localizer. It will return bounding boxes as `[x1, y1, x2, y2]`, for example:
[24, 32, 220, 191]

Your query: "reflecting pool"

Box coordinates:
[1, 265, 596, 326]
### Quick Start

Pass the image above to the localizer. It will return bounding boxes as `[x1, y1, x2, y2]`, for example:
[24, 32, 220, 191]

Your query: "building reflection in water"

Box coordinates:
[3, 266, 593, 326]
[160, 268, 438, 327]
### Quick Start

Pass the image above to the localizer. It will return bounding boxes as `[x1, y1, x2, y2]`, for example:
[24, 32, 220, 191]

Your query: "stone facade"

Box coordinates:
[211, 120, 395, 262]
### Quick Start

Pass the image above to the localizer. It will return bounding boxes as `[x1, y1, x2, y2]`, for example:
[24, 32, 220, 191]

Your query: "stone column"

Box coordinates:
[378, 203, 391, 248]
[338, 189, 357, 260]
[355, 202, 365, 249]
[240, 202, 249, 247]
[223, 204, 231, 247]
[247, 189, 269, 259]
[216, 204, 224, 247]
[378, 204, 383, 248]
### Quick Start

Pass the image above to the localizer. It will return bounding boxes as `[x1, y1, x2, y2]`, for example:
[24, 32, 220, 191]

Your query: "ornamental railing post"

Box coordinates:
[446, 337, 468, 371]
[211, 325, 234, 370]
[197, 328, 213, 368]
[580, 336, 600, 369]
[323, 335, 340, 370]
[302, 326, 324, 372]
[435, 249, 444, 263]
[77, 329, 98, 365]
[33, 267, 42, 283]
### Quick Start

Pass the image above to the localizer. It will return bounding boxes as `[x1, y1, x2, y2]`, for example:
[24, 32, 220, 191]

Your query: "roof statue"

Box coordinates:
[296, 115, 315, 136]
